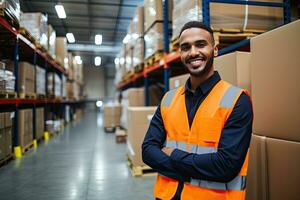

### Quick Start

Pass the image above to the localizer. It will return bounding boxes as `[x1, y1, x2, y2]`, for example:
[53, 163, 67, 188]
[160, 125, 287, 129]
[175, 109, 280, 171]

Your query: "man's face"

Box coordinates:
[179, 28, 218, 76]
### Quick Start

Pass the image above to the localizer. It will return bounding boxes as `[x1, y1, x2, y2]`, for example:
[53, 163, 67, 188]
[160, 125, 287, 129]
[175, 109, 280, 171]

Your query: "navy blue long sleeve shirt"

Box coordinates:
[142, 71, 253, 198]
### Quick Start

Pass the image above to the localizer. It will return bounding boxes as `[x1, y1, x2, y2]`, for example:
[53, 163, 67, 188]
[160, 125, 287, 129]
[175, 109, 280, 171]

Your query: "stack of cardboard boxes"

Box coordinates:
[20, 12, 48, 49]
[0, 112, 13, 160]
[18, 109, 33, 150]
[246, 20, 300, 200]
[36, 65, 46, 96]
[144, 0, 172, 59]
[35, 108, 44, 141]
[0, 61, 15, 92]
[0, 0, 20, 23]
[18, 62, 35, 96]
[103, 104, 122, 129]
[47, 25, 56, 59]
[55, 37, 67, 70]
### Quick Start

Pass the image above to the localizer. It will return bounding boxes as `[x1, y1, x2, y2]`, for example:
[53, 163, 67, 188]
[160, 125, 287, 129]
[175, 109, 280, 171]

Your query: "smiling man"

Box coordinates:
[142, 21, 253, 200]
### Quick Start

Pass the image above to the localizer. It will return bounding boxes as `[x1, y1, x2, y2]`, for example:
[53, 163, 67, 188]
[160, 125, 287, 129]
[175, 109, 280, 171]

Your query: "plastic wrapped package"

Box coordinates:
[144, 23, 164, 59]
[0, 0, 20, 22]
[54, 73, 62, 97]
[172, 0, 283, 39]
[0, 69, 15, 92]
[48, 25, 56, 59]
[132, 37, 144, 67]
[20, 13, 48, 48]
[36, 66, 46, 95]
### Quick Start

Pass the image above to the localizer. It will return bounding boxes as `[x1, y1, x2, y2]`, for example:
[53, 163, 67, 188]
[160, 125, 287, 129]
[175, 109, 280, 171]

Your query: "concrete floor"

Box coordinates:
[0, 111, 155, 200]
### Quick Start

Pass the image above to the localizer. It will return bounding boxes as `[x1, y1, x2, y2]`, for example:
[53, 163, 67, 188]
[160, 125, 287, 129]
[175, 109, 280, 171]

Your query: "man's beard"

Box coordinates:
[187, 55, 214, 77]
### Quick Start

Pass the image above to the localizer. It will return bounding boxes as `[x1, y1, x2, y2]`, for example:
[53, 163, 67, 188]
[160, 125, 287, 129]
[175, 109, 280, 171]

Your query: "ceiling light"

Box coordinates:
[94, 56, 101, 66]
[66, 33, 75, 43]
[77, 59, 82, 65]
[114, 58, 120, 65]
[95, 34, 102, 45]
[74, 56, 82, 64]
[55, 4, 66, 19]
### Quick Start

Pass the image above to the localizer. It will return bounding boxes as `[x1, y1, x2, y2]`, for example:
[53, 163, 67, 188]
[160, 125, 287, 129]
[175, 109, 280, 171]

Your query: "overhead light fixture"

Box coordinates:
[95, 34, 102, 45]
[66, 33, 75, 43]
[94, 56, 101, 66]
[55, 4, 66, 19]
[114, 58, 120, 65]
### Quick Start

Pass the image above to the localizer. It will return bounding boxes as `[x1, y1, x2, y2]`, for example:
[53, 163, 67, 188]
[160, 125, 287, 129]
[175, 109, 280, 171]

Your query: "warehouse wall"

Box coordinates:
[105, 66, 116, 99]
[83, 67, 105, 99]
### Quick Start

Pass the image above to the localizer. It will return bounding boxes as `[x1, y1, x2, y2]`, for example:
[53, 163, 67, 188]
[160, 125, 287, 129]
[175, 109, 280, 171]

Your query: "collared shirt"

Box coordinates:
[142, 71, 253, 200]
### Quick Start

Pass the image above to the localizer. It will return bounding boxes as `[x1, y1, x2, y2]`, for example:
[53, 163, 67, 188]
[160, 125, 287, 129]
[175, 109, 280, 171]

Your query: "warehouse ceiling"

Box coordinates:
[20, 0, 143, 67]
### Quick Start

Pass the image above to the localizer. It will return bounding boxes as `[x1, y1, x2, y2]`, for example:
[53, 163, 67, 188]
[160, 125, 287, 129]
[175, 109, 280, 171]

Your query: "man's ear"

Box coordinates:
[214, 44, 218, 57]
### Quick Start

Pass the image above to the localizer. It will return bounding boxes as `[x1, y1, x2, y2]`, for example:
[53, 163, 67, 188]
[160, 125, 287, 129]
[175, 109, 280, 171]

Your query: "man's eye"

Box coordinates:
[195, 42, 205, 48]
[180, 45, 190, 51]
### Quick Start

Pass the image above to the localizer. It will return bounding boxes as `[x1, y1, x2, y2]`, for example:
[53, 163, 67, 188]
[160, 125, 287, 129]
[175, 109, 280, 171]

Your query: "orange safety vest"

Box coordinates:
[154, 80, 251, 200]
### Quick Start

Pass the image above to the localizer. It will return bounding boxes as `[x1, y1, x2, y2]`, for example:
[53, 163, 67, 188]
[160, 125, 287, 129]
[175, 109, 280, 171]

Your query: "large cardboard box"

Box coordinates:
[18, 109, 33, 148]
[48, 25, 56, 59]
[250, 20, 300, 142]
[246, 134, 300, 200]
[36, 108, 44, 140]
[5, 127, 12, 157]
[215, 51, 251, 92]
[169, 73, 189, 90]
[0, 129, 5, 160]
[132, 6, 144, 37]
[103, 105, 122, 128]
[132, 37, 144, 67]
[55, 37, 67, 68]
[0, 113, 4, 129]
[19, 62, 35, 94]
[144, 0, 172, 32]
[127, 106, 157, 166]
[127, 88, 144, 106]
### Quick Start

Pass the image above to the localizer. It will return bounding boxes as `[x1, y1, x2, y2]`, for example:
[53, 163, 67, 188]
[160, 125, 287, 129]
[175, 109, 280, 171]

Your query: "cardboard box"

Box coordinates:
[18, 109, 33, 148]
[19, 62, 35, 94]
[48, 25, 56, 59]
[5, 127, 12, 157]
[246, 134, 300, 200]
[127, 106, 157, 166]
[55, 37, 67, 68]
[169, 73, 189, 90]
[215, 51, 251, 92]
[0, 129, 5, 160]
[4, 112, 12, 127]
[144, 0, 172, 32]
[103, 105, 122, 128]
[36, 108, 44, 140]
[132, 37, 144, 67]
[250, 20, 300, 142]
[132, 6, 144, 37]
[127, 88, 144, 106]
[0, 113, 4, 129]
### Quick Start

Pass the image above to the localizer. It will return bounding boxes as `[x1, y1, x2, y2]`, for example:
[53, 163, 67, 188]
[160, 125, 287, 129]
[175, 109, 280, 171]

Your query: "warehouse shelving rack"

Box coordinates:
[0, 17, 80, 158]
[117, 0, 291, 106]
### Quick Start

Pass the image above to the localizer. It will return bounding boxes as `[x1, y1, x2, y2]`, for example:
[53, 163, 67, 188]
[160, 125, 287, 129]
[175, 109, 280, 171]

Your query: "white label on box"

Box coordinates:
[10, 112, 15, 119]
[174, 80, 180, 88]
[127, 141, 135, 156]
[147, 114, 154, 122]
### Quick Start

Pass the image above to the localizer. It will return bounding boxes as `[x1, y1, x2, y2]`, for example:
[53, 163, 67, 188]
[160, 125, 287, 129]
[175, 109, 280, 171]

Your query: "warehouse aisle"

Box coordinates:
[0, 111, 155, 200]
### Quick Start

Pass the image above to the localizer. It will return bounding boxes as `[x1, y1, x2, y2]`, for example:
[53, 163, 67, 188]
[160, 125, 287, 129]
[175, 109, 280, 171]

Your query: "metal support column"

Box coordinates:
[32, 52, 37, 142]
[44, 61, 48, 131]
[202, 0, 211, 27]
[163, 0, 169, 53]
[163, 67, 170, 93]
[284, 0, 291, 24]
[144, 75, 149, 106]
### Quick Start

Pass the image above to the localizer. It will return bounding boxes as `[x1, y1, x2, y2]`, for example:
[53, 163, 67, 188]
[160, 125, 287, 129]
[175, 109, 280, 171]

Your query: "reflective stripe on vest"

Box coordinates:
[161, 88, 178, 107]
[220, 86, 241, 108]
[165, 140, 246, 191]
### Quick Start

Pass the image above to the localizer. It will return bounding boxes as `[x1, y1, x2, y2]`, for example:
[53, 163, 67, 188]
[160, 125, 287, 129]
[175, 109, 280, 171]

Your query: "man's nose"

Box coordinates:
[190, 45, 198, 56]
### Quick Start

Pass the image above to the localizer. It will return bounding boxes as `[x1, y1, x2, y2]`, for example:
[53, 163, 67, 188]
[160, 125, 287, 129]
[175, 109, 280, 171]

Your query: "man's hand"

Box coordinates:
[162, 147, 174, 156]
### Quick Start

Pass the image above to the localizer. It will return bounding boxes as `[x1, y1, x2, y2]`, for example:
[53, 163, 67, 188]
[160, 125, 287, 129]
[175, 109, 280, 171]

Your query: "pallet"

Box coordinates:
[213, 29, 260, 49]
[22, 142, 34, 154]
[127, 155, 156, 177]
[36, 93, 46, 99]
[19, 27, 36, 44]
[0, 8, 19, 29]
[145, 51, 164, 67]
[0, 91, 17, 99]
[19, 93, 36, 99]
[0, 154, 13, 167]
[104, 127, 116, 133]
[122, 71, 135, 81]
[134, 63, 144, 73]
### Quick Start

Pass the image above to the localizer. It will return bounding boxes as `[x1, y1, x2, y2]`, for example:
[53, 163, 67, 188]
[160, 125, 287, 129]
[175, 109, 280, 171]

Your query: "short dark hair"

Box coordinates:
[179, 21, 214, 43]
